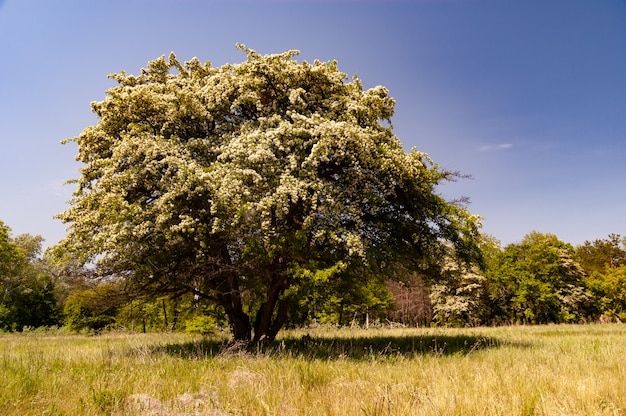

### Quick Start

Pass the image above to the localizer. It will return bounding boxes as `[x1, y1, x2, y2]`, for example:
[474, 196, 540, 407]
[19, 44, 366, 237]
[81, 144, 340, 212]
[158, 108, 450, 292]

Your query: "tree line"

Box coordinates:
[1, 218, 624, 333]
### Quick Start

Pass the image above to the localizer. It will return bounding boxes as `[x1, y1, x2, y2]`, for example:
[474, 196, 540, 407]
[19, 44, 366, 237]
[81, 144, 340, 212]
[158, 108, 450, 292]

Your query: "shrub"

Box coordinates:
[184, 315, 217, 335]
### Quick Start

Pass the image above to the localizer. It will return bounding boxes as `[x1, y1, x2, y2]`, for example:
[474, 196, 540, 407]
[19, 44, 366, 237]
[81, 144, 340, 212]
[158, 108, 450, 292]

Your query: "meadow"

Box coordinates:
[0, 324, 624, 415]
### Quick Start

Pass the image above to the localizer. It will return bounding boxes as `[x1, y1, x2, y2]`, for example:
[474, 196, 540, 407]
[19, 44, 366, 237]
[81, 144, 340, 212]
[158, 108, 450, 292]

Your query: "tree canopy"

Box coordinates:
[56, 45, 482, 342]
[576, 234, 626, 319]
[576, 234, 626, 274]
[0, 221, 60, 330]
[484, 232, 590, 324]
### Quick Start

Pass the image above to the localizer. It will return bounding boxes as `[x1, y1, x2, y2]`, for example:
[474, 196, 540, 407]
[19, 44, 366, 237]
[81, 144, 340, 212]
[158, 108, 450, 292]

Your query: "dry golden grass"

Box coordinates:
[0, 324, 624, 415]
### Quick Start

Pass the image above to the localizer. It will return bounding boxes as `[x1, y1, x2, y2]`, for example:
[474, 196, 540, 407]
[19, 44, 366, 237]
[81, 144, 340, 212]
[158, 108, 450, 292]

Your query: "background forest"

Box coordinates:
[2, 218, 624, 334]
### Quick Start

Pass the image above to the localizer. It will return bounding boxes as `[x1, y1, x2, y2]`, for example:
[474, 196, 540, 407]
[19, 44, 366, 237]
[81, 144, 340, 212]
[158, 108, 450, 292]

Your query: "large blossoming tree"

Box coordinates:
[56, 45, 482, 342]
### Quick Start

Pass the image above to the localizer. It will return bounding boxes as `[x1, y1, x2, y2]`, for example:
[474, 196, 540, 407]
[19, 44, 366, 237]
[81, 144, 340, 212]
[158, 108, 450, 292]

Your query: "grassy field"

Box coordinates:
[0, 324, 624, 415]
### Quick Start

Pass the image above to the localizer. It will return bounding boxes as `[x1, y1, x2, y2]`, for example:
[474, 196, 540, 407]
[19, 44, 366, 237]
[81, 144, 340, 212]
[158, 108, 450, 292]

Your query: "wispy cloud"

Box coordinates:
[479, 143, 513, 152]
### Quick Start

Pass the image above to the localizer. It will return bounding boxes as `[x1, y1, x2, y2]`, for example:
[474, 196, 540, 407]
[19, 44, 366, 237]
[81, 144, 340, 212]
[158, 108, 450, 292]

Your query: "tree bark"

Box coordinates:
[252, 274, 290, 343]
[267, 298, 290, 341]
[215, 246, 252, 342]
[227, 305, 251, 341]
[220, 279, 251, 341]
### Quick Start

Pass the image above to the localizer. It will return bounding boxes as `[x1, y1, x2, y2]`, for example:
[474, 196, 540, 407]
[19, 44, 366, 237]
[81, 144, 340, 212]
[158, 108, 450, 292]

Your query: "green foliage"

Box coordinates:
[585, 266, 626, 319]
[184, 315, 217, 335]
[576, 234, 626, 275]
[485, 232, 590, 324]
[55, 46, 482, 342]
[63, 284, 121, 332]
[286, 262, 393, 326]
[0, 220, 61, 331]
[338, 277, 393, 325]
[117, 294, 228, 333]
[575, 235, 626, 319]
[0, 221, 21, 273]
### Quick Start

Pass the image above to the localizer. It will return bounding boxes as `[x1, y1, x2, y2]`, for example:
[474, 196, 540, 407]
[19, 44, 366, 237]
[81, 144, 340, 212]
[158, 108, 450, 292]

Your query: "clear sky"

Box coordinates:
[1, 0, 625, 249]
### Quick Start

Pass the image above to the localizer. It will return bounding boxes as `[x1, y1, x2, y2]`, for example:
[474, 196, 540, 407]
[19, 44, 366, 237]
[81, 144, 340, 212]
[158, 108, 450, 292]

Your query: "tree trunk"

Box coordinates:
[219, 286, 250, 341]
[228, 306, 251, 341]
[267, 298, 290, 341]
[162, 298, 168, 329]
[252, 274, 290, 343]
[253, 301, 290, 343]
[217, 269, 252, 341]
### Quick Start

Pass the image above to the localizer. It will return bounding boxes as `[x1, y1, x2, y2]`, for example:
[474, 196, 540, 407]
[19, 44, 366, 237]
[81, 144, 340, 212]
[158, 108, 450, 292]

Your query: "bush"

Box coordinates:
[184, 315, 217, 335]
[63, 292, 117, 332]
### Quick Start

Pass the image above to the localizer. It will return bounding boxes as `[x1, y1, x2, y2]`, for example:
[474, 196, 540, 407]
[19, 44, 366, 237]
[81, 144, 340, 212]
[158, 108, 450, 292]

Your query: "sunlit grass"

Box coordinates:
[0, 324, 624, 415]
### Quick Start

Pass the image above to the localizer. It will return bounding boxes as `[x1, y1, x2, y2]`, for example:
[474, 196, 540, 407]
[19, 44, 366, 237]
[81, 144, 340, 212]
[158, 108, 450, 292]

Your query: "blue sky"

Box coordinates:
[1, 0, 625, 249]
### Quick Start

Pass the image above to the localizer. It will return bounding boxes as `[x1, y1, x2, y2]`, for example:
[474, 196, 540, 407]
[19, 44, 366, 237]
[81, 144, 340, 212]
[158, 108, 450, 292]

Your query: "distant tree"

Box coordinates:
[0, 221, 61, 330]
[430, 259, 487, 327]
[571, 234, 626, 320]
[387, 274, 433, 326]
[485, 232, 591, 324]
[576, 234, 626, 276]
[282, 263, 393, 327]
[63, 282, 122, 332]
[55, 46, 482, 342]
[0, 221, 21, 283]
[0, 221, 22, 329]
[326, 273, 393, 327]
[584, 265, 626, 320]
